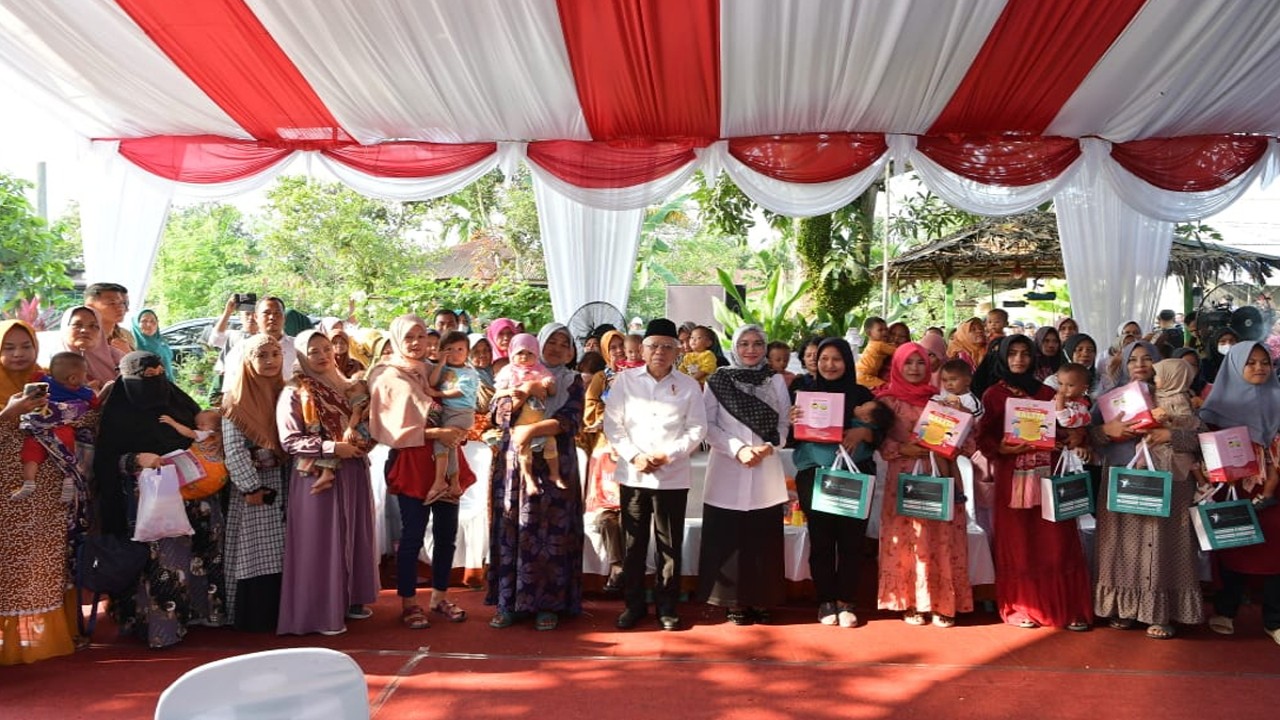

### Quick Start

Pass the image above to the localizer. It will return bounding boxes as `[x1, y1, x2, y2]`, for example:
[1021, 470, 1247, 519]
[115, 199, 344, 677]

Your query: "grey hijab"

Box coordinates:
[1200, 341, 1280, 445]
[537, 322, 579, 417]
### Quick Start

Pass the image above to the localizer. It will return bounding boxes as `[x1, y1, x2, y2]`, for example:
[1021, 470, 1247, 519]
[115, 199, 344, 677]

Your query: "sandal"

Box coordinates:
[903, 610, 927, 626]
[346, 604, 373, 620]
[535, 611, 559, 631]
[401, 605, 430, 630]
[1146, 623, 1175, 640]
[1108, 617, 1136, 631]
[1015, 619, 1039, 629]
[431, 599, 467, 623]
[932, 614, 955, 629]
[1208, 615, 1235, 635]
[749, 607, 771, 625]
[1066, 620, 1091, 632]
[489, 611, 516, 629]
[727, 608, 754, 626]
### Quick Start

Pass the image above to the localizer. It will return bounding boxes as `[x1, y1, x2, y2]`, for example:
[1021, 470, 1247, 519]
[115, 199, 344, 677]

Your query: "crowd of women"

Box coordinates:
[2, 293, 1278, 667]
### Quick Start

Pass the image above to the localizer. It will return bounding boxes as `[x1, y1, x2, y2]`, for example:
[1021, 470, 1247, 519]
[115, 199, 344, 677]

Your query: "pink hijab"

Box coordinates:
[919, 332, 948, 387]
[486, 318, 518, 359]
[876, 342, 938, 408]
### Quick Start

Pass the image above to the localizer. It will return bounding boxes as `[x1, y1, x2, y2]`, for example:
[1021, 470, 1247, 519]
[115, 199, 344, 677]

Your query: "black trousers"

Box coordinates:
[1214, 569, 1280, 631]
[620, 485, 687, 615]
[795, 466, 868, 606]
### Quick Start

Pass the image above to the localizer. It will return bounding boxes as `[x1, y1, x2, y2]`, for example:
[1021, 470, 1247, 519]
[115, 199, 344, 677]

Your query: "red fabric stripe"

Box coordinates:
[118, 136, 291, 182]
[927, 0, 1147, 135]
[1110, 135, 1269, 192]
[324, 142, 498, 178]
[916, 135, 1081, 186]
[526, 140, 697, 188]
[556, 0, 719, 144]
[728, 134, 887, 184]
[115, 0, 350, 145]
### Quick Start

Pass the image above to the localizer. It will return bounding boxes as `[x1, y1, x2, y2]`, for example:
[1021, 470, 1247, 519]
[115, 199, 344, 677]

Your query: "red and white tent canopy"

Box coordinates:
[3, 0, 1279, 334]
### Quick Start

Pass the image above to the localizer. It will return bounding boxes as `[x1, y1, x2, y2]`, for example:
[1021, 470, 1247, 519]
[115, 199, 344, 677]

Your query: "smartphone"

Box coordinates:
[22, 382, 49, 398]
[261, 487, 278, 505]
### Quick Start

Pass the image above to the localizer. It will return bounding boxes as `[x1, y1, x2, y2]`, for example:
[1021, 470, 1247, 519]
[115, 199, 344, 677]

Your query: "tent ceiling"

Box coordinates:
[3, 0, 1280, 147]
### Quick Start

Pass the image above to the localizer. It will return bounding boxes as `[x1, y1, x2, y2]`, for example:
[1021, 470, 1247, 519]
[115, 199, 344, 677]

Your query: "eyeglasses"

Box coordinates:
[643, 342, 679, 352]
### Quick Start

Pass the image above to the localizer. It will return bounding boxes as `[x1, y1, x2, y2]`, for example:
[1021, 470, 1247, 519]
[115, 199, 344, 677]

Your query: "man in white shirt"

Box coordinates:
[604, 318, 707, 631]
[222, 297, 295, 388]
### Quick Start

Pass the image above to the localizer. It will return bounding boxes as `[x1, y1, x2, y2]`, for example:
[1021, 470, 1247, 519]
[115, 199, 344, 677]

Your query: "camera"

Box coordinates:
[234, 293, 258, 311]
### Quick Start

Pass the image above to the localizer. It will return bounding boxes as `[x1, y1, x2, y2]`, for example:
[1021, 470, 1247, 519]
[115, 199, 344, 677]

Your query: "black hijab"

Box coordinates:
[93, 351, 202, 535]
[1032, 326, 1063, 380]
[991, 334, 1044, 396]
[970, 336, 1006, 398]
[793, 337, 874, 431]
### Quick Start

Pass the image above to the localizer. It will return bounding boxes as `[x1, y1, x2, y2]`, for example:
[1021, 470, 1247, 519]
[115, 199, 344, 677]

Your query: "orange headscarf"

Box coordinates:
[947, 317, 988, 369]
[599, 329, 627, 372]
[0, 320, 43, 400]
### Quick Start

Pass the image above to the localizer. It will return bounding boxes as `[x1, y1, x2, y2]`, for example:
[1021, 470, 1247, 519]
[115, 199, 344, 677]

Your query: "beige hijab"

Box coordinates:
[367, 314, 434, 448]
[222, 334, 285, 454]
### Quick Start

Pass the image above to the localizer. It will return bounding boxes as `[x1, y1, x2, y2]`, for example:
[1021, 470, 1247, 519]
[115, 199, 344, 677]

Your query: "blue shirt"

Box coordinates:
[440, 365, 479, 410]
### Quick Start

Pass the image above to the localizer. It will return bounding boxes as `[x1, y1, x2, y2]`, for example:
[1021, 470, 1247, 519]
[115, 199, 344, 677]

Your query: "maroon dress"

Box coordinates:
[978, 381, 1093, 628]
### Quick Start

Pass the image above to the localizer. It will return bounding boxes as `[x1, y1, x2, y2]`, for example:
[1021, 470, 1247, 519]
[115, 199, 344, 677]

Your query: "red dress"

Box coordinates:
[978, 381, 1094, 627]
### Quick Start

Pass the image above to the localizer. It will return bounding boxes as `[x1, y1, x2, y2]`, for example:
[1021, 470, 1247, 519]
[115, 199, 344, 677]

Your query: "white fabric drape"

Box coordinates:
[1054, 155, 1174, 342]
[0, 1, 245, 139]
[1048, 0, 1280, 140]
[719, 0, 1007, 136]
[81, 142, 175, 303]
[531, 175, 644, 323]
[890, 134, 1084, 217]
[706, 141, 889, 217]
[317, 151, 501, 202]
[1083, 138, 1265, 222]
[246, 0, 589, 144]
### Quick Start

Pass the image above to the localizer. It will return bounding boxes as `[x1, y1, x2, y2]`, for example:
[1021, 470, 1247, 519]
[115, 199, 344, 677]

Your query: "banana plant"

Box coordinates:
[712, 266, 815, 348]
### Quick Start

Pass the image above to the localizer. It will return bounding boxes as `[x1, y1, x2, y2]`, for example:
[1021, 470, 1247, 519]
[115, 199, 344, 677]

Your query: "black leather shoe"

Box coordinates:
[616, 608, 647, 629]
[659, 614, 681, 631]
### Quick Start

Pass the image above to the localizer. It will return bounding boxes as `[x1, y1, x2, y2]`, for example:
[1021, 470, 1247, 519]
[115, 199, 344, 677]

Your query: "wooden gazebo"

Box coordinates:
[878, 211, 1280, 326]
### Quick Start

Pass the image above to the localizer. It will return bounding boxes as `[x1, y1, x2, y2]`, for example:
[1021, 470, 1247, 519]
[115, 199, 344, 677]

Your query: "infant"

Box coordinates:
[15, 353, 99, 502]
[293, 379, 373, 494]
[493, 333, 563, 496]
[931, 359, 984, 418]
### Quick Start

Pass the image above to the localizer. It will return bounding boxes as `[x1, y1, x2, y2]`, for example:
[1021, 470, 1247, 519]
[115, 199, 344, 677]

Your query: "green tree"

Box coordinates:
[0, 173, 73, 312]
[257, 177, 431, 315]
[147, 203, 257, 322]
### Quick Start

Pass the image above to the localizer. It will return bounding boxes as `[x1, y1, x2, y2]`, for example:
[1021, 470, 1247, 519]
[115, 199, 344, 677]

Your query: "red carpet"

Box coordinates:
[3, 587, 1278, 719]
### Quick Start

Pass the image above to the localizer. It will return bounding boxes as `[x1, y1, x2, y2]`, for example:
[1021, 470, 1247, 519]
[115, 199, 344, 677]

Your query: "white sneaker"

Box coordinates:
[1265, 626, 1280, 646]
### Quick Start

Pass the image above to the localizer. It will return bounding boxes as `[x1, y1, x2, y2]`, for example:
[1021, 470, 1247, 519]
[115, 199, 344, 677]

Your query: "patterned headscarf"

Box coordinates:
[706, 324, 781, 444]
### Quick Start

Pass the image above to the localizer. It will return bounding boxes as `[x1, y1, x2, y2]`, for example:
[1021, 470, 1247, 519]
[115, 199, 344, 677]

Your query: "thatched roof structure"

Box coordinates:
[879, 211, 1280, 287]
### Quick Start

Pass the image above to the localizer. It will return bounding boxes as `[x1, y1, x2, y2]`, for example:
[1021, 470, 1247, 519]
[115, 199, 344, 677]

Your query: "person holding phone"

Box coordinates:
[1, 320, 87, 664]
[220, 334, 289, 632]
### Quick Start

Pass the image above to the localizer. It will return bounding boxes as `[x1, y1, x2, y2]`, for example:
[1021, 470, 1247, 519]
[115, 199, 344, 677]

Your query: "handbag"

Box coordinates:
[1190, 485, 1265, 551]
[76, 532, 150, 636]
[811, 445, 874, 519]
[896, 452, 955, 522]
[132, 465, 195, 542]
[1041, 450, 1094, 522]
[1106, 440, 1173, 517]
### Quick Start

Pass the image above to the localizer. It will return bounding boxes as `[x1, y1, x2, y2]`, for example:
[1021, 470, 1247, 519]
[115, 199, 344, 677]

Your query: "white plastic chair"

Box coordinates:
[154, 647, 369, 720]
